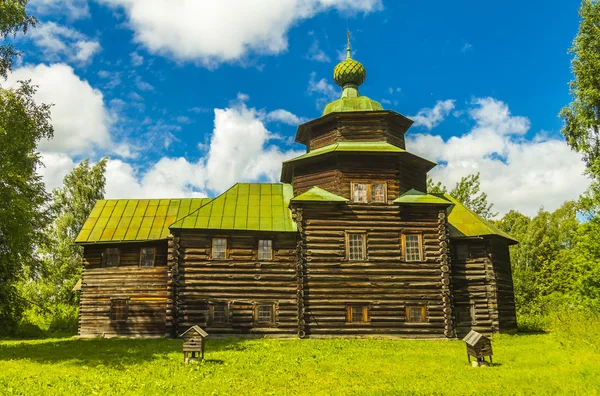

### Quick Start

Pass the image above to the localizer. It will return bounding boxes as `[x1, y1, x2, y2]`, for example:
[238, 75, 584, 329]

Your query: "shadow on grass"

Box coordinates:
[0, 337, 249, 368]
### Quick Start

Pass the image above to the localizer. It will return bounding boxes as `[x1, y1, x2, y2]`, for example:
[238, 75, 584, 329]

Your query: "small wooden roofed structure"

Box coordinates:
[463, 330, 493, 365]
[180, 325, 209, 363]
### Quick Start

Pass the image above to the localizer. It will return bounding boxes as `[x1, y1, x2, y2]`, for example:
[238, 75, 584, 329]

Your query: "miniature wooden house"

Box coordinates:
[181, 325, 208, 363]
[463, 330, 493, 366]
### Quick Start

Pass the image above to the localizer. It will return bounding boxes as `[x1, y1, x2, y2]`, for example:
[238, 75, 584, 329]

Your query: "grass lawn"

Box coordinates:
[0, 334, 599, 395]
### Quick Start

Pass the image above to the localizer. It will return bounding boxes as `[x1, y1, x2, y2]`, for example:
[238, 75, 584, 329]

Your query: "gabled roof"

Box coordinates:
[170, 183, 296, 232]
[291, 186, 348, 203]
[75, 198, 213, 244]
[393, 189, 452, 205]
[462, 330, 488, 346]
[180, 325, 208, 338]
[444, 194, 518, 245]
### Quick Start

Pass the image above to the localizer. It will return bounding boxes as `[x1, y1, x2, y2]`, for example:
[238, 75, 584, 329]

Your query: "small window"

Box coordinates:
[456, 302, 476, 325]
[103, 248, 120, 267]
[110, 298, 129, 322]
[140, 247, 156, 267]
[255, 304, 274, 325]
[258, 240, 273, 261]
[346, 304, 369, 323]
[455, 243, 469, 261]
[406, 306, 426, 323]
[371, 184, 386, 203]
[352, 183, 369, 203]
[210, 303, 229, 325]
[212, 237, 228, 259]
[403, 234, 422, 262]
[347, 233, 366, 261]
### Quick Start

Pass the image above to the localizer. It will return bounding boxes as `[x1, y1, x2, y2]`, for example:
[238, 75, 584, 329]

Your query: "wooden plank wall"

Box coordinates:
[173, 231, 299, 337]
[79, 242, 169, 337]
[489, 238, 518, 333]
[292, 155, 426, 199]
[450, 239, 500, 337]
[293, 203, 449, 338]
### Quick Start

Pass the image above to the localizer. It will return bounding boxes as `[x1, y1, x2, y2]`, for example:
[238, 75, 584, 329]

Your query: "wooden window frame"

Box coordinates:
[402, 234, 423, 262]
[405, 305, 427, 323]
[346, 231, 367, 261]
[110, 297, 129, 323]
[102, 247, 120, 267]
[209, 302, 229, 325]
[258, 239, 273, 261]
[346, 304, 370, 324]
[139, 246, 156, 267]
[350, 182, 388, 204]
[254, 303, 276, 326]
[211, 237, 229, 260]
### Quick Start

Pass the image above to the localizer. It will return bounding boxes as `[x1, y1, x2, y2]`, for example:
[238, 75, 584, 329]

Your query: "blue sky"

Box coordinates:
[2, 0, 590, 216]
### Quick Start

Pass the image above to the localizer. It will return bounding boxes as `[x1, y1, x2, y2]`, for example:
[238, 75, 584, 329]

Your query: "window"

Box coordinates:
[346, 304, 369, 323]
[371, 183, 386, 203]
[352, 183, 368, 203]
[139, 247, 156, 267]
[406, 306, 426, 323]
[402, 234, 422, 262]
[456, 302, 476, 325]
[258, 240, 273, 261]
[351, 182, 387, 203]
[210, 303, 229, 325]
[455, 243, 469, 261]
[103, 248, 120, 267]
[212, 237, 228, 259]
[255, 304, 275, 325]
[110, 298, 129, 322]
[347, 233, 366, 261]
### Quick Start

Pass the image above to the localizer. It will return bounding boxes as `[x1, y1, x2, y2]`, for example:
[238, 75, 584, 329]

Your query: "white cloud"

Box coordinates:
[307, 38, 331, 62]
[407, 97, 590, 217]
[3, 63, 117, 156]
[130, 52, 144, 67]
[97, 0, 381, 66]
[410, 99, 456, 130]
[308, 71, 339, 109]
[29, 0, 90, 20]
[265, 109, 306, 125]
[461, 42, 473, 53]
[135, 76, 154, 91]
[27, 22, 100, 65]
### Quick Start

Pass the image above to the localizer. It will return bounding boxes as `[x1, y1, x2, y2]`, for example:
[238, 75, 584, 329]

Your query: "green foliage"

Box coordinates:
[560, 0, 600, 174]
[427, 172, 498, 219]
[0, 336, 598, 394]
[0, 82, 53, 335]
[0, 0, 36, 78]
[19, 158, 107, 330]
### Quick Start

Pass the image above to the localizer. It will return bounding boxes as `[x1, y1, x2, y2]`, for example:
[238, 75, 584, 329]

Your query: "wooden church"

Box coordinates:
[75, 39, 518, 339]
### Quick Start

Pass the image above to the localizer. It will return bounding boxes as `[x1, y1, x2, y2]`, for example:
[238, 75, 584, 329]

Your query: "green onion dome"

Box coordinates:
[333, 55, 366, 87]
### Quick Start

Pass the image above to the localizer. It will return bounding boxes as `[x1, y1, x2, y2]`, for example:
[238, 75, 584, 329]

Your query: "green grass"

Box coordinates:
[0, 334, 599, 395]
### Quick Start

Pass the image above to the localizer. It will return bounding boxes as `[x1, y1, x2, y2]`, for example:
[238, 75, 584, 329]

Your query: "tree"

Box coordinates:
[1, 0, 36, 78]
[26, 158, 108, 307]
[427, 172, 498, 219]
[0, 0, 51, 334]
[560, 0, 600, 175]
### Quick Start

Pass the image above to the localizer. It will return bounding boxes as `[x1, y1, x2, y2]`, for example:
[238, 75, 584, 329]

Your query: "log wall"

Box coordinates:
[292, 155, 427, 199]
[79, 242, 169, 337]
[173, 231, 299, 337]
[293, 202, 449, 338]
[489, 238, 518, 332]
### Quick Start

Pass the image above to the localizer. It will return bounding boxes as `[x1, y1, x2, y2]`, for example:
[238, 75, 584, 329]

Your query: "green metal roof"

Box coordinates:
[393, 189, 452, 205]
[75, 198, 213, 244]
[444, 194, 518, 244]
[284, 141, 406, 163]
[323, 96, 384, 116]
[170, 183, 296, 232]
[291, 186, 348, 202]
